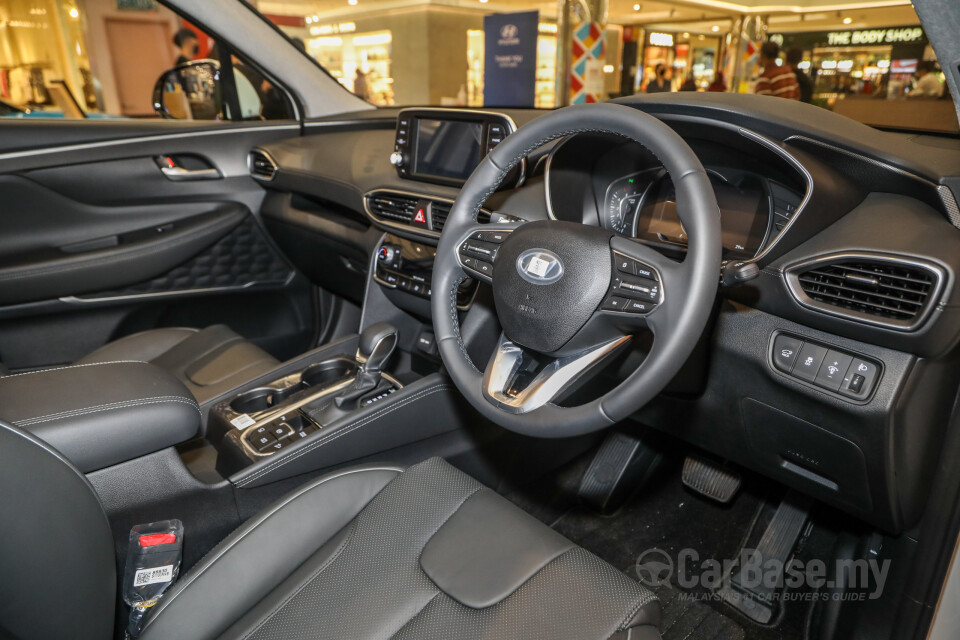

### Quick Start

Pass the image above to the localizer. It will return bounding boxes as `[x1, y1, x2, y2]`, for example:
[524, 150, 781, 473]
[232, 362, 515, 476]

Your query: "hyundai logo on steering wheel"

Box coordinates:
[516, 249, 564, 285]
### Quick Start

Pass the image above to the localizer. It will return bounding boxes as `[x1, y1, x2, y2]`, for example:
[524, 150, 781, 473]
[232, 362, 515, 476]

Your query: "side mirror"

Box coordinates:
[152, 61, 223, 120]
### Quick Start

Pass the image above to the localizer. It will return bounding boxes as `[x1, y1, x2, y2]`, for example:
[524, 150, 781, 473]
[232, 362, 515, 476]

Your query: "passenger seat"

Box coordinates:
[74, 325, 279, 404]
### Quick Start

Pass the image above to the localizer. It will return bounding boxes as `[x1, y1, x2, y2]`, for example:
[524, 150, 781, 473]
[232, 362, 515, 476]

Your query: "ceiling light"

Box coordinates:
[68, 7, 78, 18]
[313, 15, 319, 21]
[842, 16, 852, 24]
[633, 4, 641, 11]
[480, 0, 489, 3]
[347, 0, 357, 5]
[305, 16, 313, 23]
[711, 25, 720, 32]
[682, 32, 689, 38]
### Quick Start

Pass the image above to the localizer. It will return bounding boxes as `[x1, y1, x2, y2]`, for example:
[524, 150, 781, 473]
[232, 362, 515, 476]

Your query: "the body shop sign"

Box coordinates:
[826, 27, 924, 46]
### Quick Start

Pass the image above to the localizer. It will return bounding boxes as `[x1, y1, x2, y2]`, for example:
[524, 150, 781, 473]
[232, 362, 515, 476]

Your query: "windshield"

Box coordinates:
[256, 0, 956, 134]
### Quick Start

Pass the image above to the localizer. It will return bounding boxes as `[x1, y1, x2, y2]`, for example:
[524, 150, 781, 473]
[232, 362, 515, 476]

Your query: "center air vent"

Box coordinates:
[249, 150, 277, 181]
[367, 193, 419, 224]
[786, 253, 943, 331]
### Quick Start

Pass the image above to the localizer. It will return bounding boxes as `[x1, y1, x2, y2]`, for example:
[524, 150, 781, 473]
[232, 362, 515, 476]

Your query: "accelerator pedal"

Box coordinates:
[682, 455, 742, 504]
[718, 491, 812, 624]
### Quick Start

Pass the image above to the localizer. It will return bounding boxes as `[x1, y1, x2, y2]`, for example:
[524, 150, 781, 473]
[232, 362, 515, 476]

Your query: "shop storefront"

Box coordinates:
[636, 30, 721, 92]
[769, 26, 930, 105]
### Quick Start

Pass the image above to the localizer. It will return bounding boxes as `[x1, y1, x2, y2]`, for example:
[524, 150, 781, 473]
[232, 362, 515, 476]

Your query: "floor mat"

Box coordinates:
[502, 445, 838, 640]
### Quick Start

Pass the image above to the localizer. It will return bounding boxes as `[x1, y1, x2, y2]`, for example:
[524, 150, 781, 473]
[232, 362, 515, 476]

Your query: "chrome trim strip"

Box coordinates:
[783, 250, 947, 332]
[59, 272, 295, 304]
[482, 334, 630, 414]
[0, 124, 300, 162]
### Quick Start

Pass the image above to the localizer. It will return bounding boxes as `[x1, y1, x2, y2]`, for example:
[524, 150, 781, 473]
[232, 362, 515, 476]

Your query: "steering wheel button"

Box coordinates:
[634, 264, 657, 280]
[615, 256, 637, 274]
[461, 255, 478, 270]
[625, 299, 656, 314]
[601, 296, 629, 311]
[473, 260, 494, 277]
[472, 230, 510, 244]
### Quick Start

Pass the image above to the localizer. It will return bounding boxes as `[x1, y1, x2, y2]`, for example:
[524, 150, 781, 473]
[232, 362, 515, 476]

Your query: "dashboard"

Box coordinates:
[252, 95, 960, 533]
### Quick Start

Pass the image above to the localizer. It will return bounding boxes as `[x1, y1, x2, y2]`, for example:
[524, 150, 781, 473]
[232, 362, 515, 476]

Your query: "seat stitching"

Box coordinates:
[15, 396, 201, 425]
[236, 384, 451, 487]
[617, 586, 660, 631]
[140, 465, 404, 630]
[1, 360, 148, 379]
[238, 520, 360, 639]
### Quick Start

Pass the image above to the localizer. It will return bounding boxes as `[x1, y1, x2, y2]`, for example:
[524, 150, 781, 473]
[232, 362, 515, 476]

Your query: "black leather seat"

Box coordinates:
[74, 324, 279, 404]
[0, 420, 662, 640]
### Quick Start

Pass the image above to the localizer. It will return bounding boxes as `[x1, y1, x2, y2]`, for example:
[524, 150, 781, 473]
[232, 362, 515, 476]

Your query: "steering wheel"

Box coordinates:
[431, 103, 722, 438]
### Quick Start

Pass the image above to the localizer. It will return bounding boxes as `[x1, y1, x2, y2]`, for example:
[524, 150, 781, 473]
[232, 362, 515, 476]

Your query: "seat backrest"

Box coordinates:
[0, 420, 115, 640]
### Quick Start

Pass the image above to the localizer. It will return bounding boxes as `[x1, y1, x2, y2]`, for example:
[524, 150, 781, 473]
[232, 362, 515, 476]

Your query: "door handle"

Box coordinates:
[160, 165, 222, 181]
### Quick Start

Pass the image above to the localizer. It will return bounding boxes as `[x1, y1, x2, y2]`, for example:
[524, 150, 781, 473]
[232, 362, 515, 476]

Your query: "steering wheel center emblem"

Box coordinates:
[516, 249, 564, 285]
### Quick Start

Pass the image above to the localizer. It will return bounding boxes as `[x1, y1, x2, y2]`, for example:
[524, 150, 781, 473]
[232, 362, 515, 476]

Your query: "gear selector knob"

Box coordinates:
[357, 322, 398, 374]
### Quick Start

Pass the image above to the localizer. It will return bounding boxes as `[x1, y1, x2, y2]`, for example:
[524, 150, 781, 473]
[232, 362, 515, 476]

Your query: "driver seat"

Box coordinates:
[0, 420, 662, 640]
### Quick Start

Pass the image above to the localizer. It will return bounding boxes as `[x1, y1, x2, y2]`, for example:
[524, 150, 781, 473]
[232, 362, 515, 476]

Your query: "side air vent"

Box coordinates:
[786, 253, 944, 331]
[367, 193, 418, 224]
[249, 150, 278, 181]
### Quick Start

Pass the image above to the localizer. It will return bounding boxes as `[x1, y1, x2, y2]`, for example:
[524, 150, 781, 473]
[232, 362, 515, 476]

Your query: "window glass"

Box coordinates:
[253, 0, 956, 135]
[0, 0, 291, 121]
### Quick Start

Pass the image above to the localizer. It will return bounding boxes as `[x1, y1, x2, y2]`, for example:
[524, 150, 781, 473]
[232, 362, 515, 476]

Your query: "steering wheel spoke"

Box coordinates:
[482, 333, 631, 414]
[455, 221, 525, 284]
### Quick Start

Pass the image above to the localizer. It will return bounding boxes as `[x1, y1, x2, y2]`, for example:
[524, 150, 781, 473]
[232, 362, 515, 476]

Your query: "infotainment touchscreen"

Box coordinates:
[413, 119, 484, 181]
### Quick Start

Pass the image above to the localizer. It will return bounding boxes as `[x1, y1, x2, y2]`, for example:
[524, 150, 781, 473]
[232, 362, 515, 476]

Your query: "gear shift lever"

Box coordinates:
[335, 323, 398, 408]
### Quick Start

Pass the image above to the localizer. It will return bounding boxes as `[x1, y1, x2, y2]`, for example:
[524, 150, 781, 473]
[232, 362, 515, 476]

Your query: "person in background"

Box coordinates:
[645, 64, 671, 93]
[754, 41, 799, 100]
[680, 74, 698, 91]
[173, 28, 199, 66]
[786, 47, 813, 103]
[908, 61, 944, 98]
[353, 69, 370, 100]
[707, 71, 727, 92]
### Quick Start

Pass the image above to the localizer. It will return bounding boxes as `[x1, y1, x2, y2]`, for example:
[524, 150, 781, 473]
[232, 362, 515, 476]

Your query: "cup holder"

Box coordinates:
[230, 386, 298, 414]
[301, 359, 356, 388]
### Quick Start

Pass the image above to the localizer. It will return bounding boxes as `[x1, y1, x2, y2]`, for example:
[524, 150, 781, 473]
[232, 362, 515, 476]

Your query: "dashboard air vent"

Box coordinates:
[789, 255, 942, 330]
[431, 201, 452, 232]
[249, 150, 277, 181]
[367, 193, 418, 224]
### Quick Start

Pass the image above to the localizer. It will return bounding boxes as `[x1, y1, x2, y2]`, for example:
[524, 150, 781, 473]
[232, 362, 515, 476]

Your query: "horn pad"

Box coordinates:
[492, 221, 612, 354]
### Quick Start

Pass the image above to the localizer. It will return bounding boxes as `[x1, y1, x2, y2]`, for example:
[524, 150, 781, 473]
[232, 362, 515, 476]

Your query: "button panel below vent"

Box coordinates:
[786, 254, 944, 331]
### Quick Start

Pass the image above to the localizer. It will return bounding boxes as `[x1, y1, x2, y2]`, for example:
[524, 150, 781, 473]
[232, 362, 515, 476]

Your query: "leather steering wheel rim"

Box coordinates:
[431, 103, 722, 438]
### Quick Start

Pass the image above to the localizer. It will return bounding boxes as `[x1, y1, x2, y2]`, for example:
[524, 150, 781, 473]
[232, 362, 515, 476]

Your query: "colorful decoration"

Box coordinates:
[570, 21, 605, 103]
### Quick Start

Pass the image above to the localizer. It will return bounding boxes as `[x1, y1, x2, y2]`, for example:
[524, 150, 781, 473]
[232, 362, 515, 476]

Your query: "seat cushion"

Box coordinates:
[140, 458, 660, 640]
[76, 325, 279, 405]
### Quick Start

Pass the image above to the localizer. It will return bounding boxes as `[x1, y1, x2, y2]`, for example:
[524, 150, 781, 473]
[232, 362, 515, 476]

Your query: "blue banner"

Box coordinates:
[483, 11, 538, 108]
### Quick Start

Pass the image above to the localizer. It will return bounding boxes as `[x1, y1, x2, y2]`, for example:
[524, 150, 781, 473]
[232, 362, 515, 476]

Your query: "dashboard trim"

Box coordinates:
[783, 250, 947, 332]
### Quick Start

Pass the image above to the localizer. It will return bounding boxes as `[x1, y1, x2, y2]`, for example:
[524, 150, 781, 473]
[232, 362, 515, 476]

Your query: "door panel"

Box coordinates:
[0, 120, 314, 369]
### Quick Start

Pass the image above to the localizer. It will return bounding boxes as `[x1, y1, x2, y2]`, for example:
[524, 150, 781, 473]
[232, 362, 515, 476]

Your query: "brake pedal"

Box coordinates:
[682, 455, 742, 504]
[578, 431, 664, 514]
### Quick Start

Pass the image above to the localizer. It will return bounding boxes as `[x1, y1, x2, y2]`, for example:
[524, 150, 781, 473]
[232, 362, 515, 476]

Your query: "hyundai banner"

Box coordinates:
[483, 11, 538, 108]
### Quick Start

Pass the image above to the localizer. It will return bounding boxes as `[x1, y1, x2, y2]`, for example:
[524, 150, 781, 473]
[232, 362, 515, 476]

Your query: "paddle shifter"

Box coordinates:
[335, 322, 398, 408]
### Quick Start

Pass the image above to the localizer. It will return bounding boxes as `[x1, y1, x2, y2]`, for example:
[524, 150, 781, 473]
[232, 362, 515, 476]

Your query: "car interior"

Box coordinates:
[3, 0, 960, 639]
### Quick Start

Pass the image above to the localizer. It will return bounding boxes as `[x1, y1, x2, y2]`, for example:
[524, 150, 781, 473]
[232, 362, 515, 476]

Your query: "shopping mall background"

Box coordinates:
[0, 0, 954, 132]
